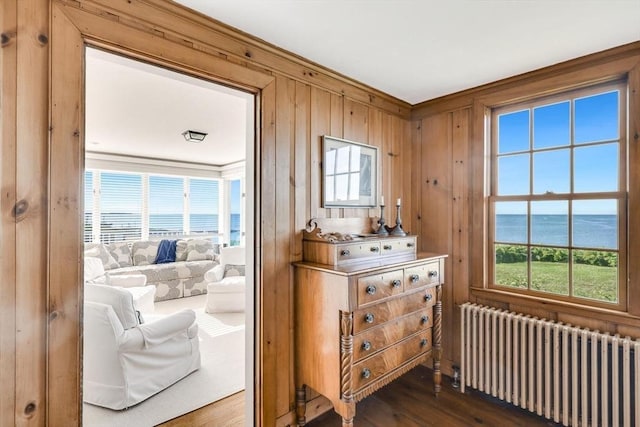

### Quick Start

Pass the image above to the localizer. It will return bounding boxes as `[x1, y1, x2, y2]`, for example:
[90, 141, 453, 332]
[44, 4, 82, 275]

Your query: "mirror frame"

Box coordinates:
[322, 135, 378, 208]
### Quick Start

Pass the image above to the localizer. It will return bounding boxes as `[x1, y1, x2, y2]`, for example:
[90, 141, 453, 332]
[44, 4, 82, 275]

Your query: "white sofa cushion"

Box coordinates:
[85, 243, 120, 271]
[85, 256, 106, 282]
[132, 240, 161, 266]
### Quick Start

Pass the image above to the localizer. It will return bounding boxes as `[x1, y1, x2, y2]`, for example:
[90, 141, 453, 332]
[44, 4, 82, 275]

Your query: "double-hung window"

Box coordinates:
[489, 81, 627, 309]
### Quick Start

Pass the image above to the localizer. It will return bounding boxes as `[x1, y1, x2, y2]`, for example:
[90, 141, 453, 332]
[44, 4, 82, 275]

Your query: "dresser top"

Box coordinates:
[293, 251, 447, 276]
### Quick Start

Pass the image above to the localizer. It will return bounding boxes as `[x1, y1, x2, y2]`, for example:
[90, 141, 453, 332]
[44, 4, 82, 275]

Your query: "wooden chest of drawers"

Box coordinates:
[294, 242, 446, 427]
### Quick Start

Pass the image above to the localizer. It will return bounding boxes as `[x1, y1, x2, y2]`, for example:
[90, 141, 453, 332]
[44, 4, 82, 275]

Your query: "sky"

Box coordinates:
[497, 89, 619, 215]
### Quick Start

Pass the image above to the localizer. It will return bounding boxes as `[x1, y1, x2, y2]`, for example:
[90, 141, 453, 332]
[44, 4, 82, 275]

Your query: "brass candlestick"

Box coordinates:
[390, 204, 407, 236]
[374, 205, 389, 235]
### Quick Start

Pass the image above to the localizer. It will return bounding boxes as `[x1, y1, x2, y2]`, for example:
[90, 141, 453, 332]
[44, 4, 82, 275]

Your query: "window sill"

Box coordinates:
[469, 286, 640, 329]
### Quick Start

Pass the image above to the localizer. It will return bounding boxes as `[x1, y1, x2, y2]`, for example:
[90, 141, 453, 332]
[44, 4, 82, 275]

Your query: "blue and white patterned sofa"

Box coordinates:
[85, 238, 219, 302]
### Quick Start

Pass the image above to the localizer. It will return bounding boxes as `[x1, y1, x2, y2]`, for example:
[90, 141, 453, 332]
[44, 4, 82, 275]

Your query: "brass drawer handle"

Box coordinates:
[391, 279, 401, 288]
[370, 246, 380, 252]
[410, 274, 419, 283]
[424, 293, 433, 302]
[421, 315, 429, 324]
[383, 244, 392, 250]
[366, 285, 377, 295]
[420, 338, 429, 347]
[428, 270, 438, 278]
[364, 313, 375, 324]
[361, 368, 371, 379]
[362, 341, 372, 351]
[340, 249, 350, 256]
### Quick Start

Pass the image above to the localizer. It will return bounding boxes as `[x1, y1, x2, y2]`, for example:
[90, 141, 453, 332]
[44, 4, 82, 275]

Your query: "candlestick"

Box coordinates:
[374, 204, 389, 235]
[396, 198, 401, 206]
[390, 203, 407, 236]
[380, 195, 384, 206]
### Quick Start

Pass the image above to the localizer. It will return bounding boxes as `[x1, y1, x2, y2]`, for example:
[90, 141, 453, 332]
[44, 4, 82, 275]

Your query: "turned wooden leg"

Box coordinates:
[433, 284, 443, 396]
[295, 385, 306, 426]
[341, 417, 354, 427]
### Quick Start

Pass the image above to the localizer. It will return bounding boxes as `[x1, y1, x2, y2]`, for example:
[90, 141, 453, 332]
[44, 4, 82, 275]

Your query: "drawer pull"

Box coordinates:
[421, 315, 429, 324]
[370, 246, 380, 252]
[383, 244, 392, 250]
[410, 274, 420, 283]
[365, 285, 377, 295]
[361, 368, 371, 379]
[407, 242, 415, 248]
[364, 313, 375, 324]
[428, 270, 438, 278]
[362, 341, 372, 351]
[420, 338, 429, 347]
[391, 279, 401, 288]
[424, 293, 433, 302]
[340, 249, 351, 256]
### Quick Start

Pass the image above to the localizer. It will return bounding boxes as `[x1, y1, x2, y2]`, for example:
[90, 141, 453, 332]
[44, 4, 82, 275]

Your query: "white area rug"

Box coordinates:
[83, 297, 246, 427]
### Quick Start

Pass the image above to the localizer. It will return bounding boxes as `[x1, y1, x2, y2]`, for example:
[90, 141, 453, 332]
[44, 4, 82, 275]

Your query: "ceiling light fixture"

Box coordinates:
[182, 130, 208, 143]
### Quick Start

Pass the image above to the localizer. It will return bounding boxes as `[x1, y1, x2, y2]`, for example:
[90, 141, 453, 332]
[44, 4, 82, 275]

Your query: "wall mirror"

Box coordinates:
[322, 135, 378, 207]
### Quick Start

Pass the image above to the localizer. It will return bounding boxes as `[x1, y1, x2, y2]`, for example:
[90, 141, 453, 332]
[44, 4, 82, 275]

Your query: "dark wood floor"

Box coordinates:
[306, 365, 560, 427]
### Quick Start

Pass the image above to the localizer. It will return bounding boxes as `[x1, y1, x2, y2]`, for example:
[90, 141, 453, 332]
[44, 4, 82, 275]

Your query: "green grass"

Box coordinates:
[495, 261, 617, 302]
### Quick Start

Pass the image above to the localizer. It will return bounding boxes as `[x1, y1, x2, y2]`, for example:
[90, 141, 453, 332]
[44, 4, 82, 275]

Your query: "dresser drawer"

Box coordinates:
[380, 237, 416, 256]
[352, 329, 432, 391]
[337, 242, 382, 263]
[353, 290, 431, 333]
[353, 308, 432, 361]
[405, 261, 441, 290]
[357, 270, 404, 306]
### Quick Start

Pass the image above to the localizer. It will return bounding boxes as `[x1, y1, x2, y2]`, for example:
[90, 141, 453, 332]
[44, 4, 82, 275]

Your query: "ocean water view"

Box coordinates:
[496, 214, 617, 249]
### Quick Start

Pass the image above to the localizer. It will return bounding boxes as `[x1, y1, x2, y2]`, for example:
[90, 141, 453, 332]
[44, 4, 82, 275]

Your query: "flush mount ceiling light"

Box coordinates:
[182, 130, 208, 143]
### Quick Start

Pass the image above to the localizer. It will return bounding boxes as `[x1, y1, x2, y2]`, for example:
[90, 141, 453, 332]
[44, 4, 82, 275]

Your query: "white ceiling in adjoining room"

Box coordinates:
[85, 47, 252, 166]
[174, 0, 640, 104]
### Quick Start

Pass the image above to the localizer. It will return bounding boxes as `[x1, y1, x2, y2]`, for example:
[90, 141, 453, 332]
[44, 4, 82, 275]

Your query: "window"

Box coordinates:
[490, 82, 626, 308]
[229, 179, 242, 246]
[149, 175, 184, 238]
[84, 170, 230, 244]
[99, 172, 143, 243]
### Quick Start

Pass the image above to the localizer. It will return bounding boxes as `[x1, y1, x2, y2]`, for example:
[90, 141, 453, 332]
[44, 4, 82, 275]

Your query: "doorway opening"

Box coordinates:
[81, 46, 255, 426]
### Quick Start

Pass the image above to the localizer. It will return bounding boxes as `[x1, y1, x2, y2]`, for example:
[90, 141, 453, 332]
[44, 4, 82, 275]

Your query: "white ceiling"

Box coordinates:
[85, 47, 252, 166]
[174, 0, 640, 104]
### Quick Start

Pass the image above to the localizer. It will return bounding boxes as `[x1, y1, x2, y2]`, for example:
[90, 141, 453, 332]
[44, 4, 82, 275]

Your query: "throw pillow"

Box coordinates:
[84, 243, 119, 271]
[107, 241, 132, 268]
[186, 239, 215, 261]
[131, 240, 160, 266]
[223, 263, 245, 278]
[154, 239, 177, 264]
[175, 239, 188, 261]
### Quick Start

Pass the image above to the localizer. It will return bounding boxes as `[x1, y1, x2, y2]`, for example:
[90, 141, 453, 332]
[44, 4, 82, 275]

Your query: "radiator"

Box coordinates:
[460, 303, 640, 427]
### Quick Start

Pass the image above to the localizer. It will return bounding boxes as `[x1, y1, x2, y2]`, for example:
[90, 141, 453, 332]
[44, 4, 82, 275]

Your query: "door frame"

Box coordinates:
[49, 2, 273, 424]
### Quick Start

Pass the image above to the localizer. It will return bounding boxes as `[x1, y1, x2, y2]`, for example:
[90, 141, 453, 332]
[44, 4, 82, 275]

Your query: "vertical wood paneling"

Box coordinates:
[309, 87, 331, 220]
[0, 1, 17, 425]
[401, 119, 413, 233]
[411, 120, 423, 243]
[450, 108, 470, 363]
[274, 75, 295, 416]
[329, 93, 344, 218]
[293, 81, 310, 257]
[15, 0, 48, 424]
[48, 6, 83, 424]
[343, 98, 369, 218]
[368, 108, 383, 219]
[260, 79, 277, 426]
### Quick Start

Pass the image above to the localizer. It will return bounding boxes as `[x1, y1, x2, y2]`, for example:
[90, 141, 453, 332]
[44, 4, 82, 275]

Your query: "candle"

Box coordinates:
[380, 196, 384, 206]
[396, 198, 401, 206]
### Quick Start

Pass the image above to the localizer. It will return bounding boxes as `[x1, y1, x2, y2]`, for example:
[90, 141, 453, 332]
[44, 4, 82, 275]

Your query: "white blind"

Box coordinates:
[84, 171, 93, 243]
[99, 172, 142, 243]
[189, 179, 218, 234]
[149, 175, 184, 238]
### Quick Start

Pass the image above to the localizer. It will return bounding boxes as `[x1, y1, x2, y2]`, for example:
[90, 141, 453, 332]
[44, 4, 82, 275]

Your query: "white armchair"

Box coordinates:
[85, 256, 155, 313]
[83, 284, 200, 410]
[204, 246, 246, 313]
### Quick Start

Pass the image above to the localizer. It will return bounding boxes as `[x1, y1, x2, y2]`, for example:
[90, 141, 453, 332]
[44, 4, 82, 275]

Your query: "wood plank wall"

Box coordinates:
[411, 42, 640, 373]
[1, 0, 413, 425]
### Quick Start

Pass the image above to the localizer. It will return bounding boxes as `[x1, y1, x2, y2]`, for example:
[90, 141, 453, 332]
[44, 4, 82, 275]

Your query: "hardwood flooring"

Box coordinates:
[306, 365, 559, 427]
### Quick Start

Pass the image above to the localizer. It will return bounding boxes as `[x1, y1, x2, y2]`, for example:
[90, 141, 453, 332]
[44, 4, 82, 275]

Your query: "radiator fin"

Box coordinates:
[461, 303, 638, 427]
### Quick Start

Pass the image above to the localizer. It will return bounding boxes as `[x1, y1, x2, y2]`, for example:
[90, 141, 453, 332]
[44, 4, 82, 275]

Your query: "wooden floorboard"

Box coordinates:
[307, 365, 560, 427]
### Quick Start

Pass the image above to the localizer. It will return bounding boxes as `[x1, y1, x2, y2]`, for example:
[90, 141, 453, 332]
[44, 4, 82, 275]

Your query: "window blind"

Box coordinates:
[84, 171, 94, 243]
[149, 175, 184, 238]
[189, 179, 218, 234]
[99, 172, 142, 243]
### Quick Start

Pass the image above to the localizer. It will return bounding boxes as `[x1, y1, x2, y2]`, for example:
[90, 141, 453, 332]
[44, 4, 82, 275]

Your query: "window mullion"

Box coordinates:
[142, 174, 149, 240]
[183, 178, 190, 235]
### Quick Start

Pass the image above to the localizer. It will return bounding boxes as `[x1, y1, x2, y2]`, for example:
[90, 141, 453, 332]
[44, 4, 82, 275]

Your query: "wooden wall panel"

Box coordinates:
[309, 87, 331, 220]
[0, 1, 18, 425]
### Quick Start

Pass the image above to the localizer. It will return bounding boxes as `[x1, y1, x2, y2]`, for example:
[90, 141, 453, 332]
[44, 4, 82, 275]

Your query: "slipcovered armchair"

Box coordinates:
[83, 284, 200, 410]
[204, 246, 246, 313]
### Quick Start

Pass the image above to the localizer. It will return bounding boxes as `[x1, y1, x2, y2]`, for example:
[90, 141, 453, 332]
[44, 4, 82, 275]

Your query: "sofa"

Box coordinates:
[85, 238, 219, 302]
[204, 246, 246, 313]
